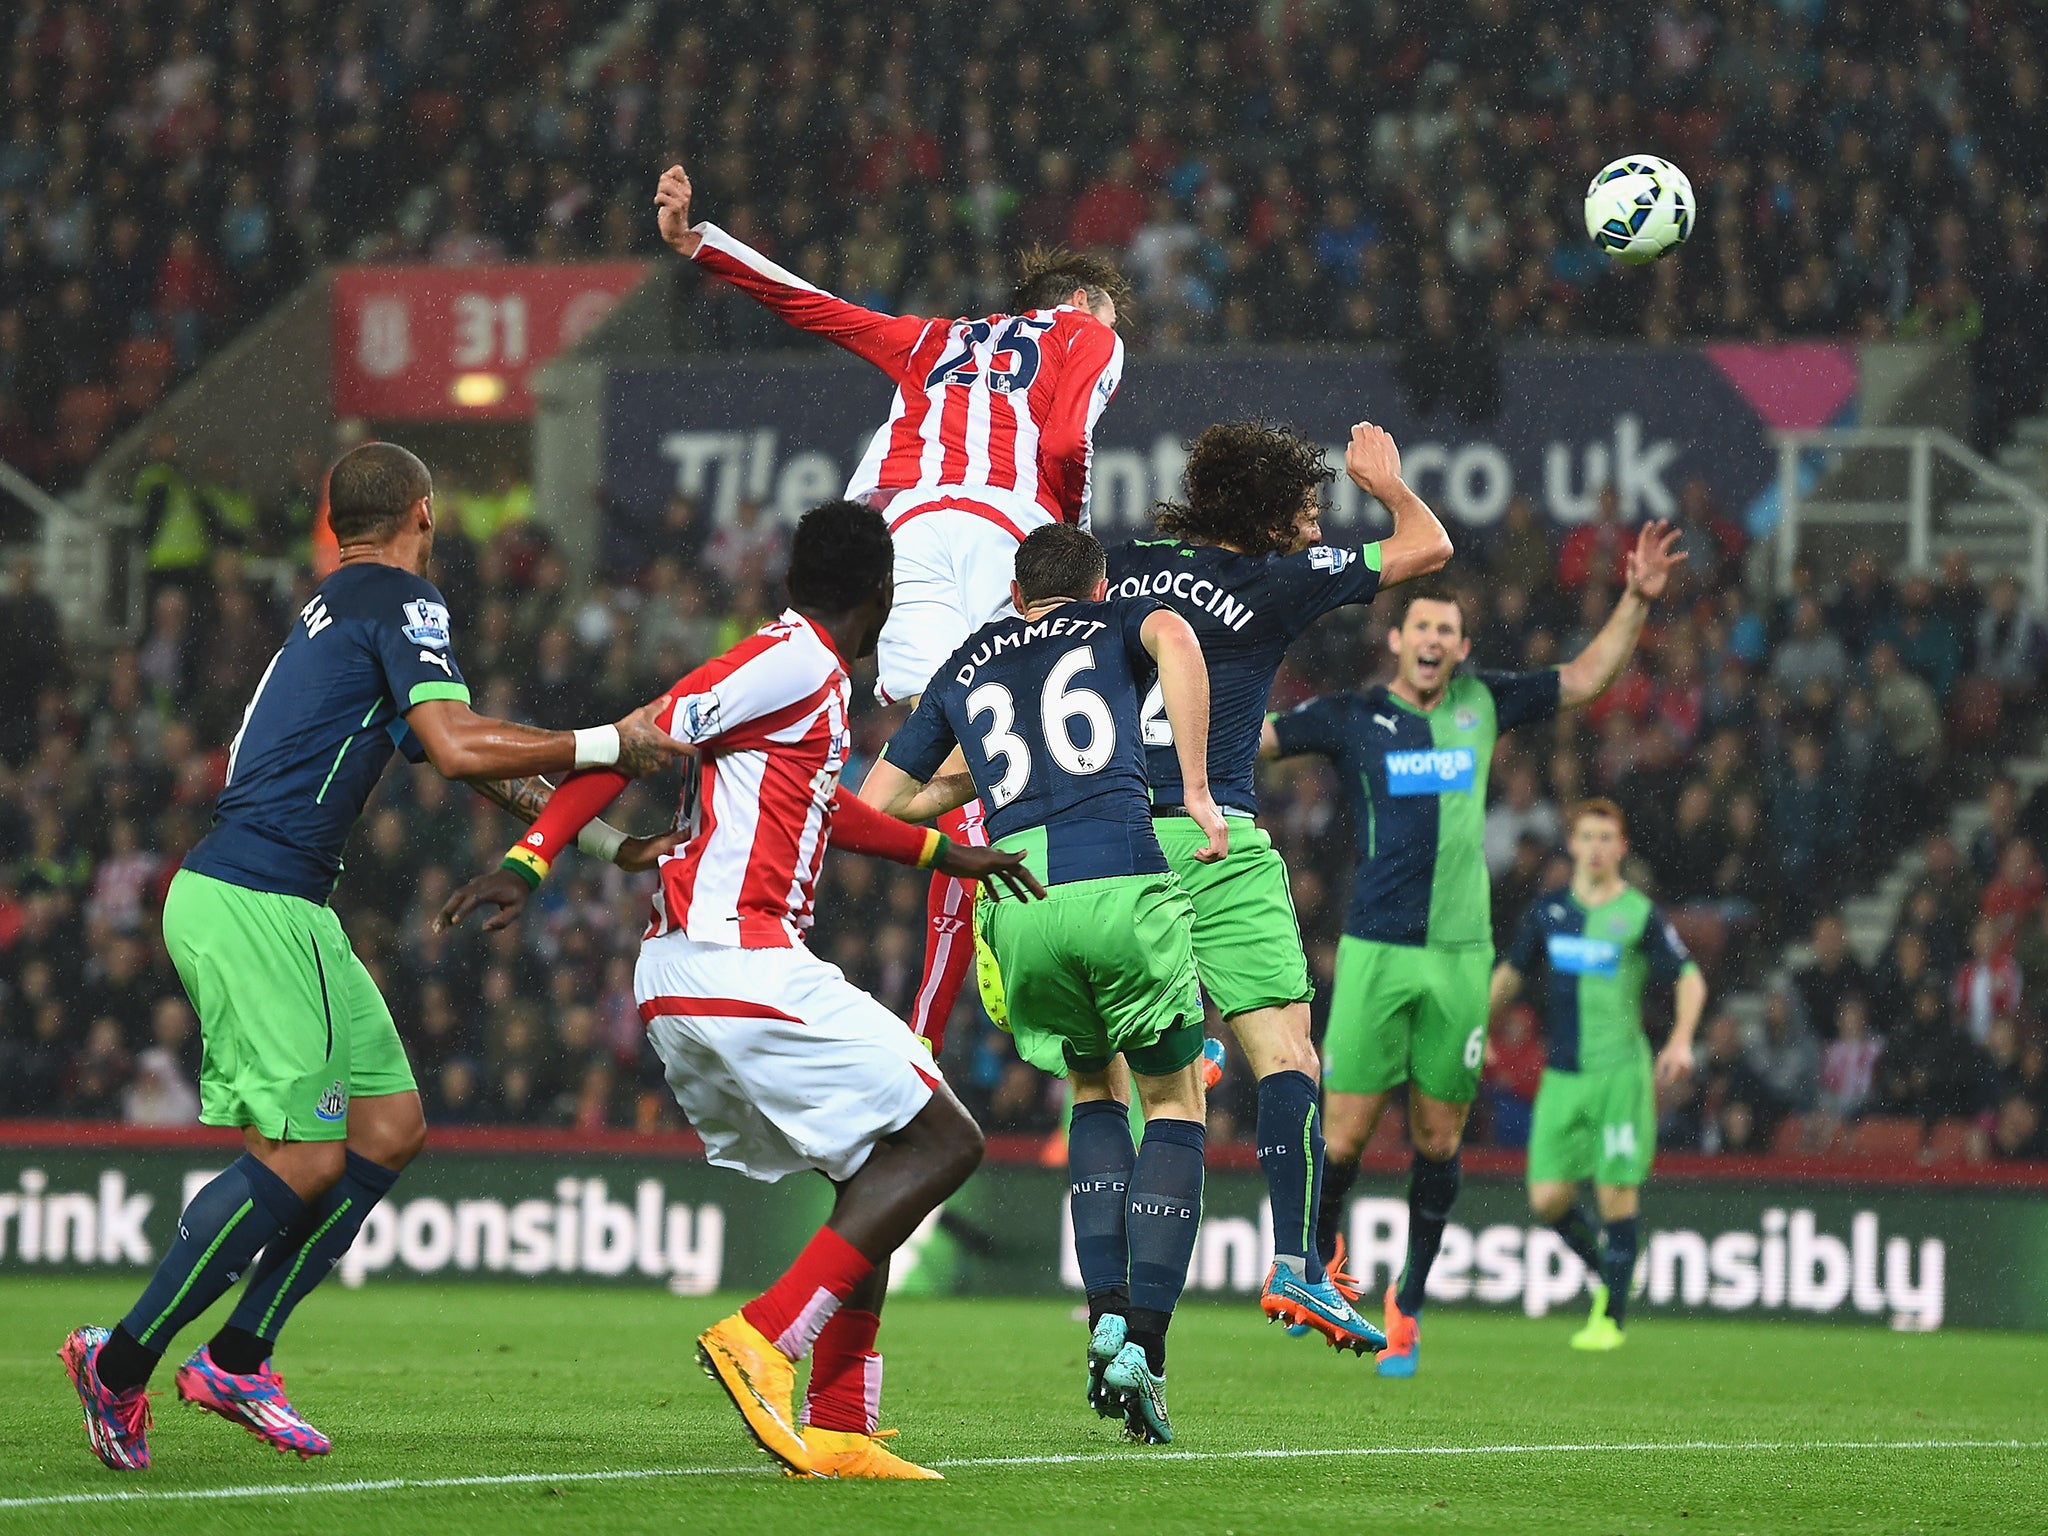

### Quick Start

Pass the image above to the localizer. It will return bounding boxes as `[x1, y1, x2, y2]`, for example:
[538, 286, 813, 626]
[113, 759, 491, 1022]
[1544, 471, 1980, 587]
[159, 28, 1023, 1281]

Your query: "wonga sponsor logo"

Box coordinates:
[1547, 935, 1622, 976]
[1385, 748, 1477, 796]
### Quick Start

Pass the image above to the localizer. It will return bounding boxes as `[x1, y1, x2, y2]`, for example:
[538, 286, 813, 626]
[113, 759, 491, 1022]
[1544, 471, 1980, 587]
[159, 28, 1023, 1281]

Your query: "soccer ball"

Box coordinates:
[1583, 155, 1695, 265]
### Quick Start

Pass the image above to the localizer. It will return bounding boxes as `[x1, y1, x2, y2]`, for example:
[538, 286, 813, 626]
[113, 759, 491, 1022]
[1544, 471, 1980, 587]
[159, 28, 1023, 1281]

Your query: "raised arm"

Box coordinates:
[1141, 608, 1227, 863]
[656, 166, 931, 376]
[1555, 521, 1686, 710]
[405, 696, 683, 783]
[1346, 421, 1453, 588]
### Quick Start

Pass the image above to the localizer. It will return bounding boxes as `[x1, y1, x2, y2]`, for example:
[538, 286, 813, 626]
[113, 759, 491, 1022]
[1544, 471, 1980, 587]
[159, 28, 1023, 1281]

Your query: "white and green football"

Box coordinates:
[1583, 154, 1696, 265]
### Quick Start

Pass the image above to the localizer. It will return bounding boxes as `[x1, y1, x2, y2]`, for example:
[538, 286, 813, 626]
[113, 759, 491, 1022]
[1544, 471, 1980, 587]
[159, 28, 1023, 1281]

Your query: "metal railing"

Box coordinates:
[0, 458, 142, 641]
[1773, 427, 2048, 603]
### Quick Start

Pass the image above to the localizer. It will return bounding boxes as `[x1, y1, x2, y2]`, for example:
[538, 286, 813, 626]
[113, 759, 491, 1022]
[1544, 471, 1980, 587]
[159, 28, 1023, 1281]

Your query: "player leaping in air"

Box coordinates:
[439, 501, 1042, 1481]
[1260, 517, 1685, 1377]
[62, 443, 689, 1472]
[1105, 419, 1450, 1354]
[1492, 798, 1705, 1351]
[656, 165, 1128, 1057]
[865, 524, 1224, 1445]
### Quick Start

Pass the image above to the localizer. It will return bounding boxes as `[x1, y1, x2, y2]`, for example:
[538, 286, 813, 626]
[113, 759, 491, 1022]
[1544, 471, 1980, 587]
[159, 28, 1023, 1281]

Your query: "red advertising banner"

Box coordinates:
[332, 262, 651, 420]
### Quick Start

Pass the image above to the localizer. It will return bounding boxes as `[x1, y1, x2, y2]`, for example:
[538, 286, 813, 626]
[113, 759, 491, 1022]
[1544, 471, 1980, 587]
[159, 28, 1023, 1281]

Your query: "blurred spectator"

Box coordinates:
[1866, 642, 1943, 786]
[1817, 995, 1882, 1124]
[1667, 1011, 1782, 1154]
[1790, 913, 1868, 1043]
[1828, 552, 1895, 658]
[63, 1017, 133, 1119]
[1951, 915, 2021, 1046]
[1480, 1001, 1545, 1147]
[1874, 577, 1963, 700]
[1976, 575, 2047, 697]
[1556, 488, 1630, 593]
[1748, 979, 1819, 1113]
[1771, 597, 1848, 692]
[1482, 762, 1559, 879]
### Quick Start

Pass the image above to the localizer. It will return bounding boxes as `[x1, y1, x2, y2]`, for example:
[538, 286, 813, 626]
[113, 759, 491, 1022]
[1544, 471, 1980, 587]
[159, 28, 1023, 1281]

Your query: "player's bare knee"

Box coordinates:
[1527, 1183, 1572, 1223]
[349, 1094, 428, 1170]
[369, 1116, 427, 1171]
[1414, 1127, 1464, 1162]
[261, 1139, 348, 1202]
[1595, 1186, 1639, 1222]
[936, 1108, 984, 1190]
[908, 1090, 984, 1189]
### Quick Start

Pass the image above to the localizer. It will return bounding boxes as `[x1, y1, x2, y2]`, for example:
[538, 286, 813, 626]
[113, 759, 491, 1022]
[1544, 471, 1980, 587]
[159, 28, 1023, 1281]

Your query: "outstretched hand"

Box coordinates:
[1626, 520, 1687, 603]
[655, 166, 701, 256]
[933, 841, 1047, 902]
[434, 869, 531, 934]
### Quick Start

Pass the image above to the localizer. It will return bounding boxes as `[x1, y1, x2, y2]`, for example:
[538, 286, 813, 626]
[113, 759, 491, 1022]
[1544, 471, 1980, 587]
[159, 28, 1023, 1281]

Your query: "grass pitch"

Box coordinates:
[1, 1279, 2042, 1535]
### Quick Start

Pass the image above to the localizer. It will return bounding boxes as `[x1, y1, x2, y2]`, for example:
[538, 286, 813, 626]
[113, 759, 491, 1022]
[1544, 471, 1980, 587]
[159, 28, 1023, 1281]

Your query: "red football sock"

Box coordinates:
[741, 1227, 874, 1361]
[801, 1307, 882, 1434]
[910, 800, 987, 1053]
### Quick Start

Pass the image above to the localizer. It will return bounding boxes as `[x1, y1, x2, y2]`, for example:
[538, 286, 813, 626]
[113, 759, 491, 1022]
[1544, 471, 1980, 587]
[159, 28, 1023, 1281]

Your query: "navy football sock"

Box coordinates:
[1395, 1151, 1461, 1317]
[1551, 1202, 1604, 1273]
[219, 1151, 402, 1363]
[1256, 1071, 1325, 1283]
[104, 1155, 305, 1391]
[1126, 1116, 1205, 1355]
[1068, 1100, 1136, 1313]
[1315, 1153, 1361, 1268]
[1601, 1217, 1640, 1328]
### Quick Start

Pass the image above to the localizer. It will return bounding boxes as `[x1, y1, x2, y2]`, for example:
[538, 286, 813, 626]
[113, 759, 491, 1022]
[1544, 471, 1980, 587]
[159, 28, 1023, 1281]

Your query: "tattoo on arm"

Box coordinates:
[474, 775, 557, 825]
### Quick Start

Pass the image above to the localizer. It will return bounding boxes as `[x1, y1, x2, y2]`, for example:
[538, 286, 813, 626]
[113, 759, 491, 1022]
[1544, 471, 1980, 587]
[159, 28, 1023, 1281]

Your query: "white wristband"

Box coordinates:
[572, 724, 621, 769]
[577, 820, 627, 864]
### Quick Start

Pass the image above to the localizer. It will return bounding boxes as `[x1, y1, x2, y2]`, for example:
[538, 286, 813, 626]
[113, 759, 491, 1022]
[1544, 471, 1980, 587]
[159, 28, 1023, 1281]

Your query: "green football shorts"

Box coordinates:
[1155, 815, 1313, 1019]
[162, 869, 417, 1141]
[1325, 935, 1493, 1103]
[977, 868, 1204, 1079]
[1526, 1055, 1657, 1188]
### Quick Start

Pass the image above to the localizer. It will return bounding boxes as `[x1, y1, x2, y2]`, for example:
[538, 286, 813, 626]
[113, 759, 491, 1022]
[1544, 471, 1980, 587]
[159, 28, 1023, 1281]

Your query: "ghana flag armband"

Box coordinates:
[501, 843, 551, 889]
[916, 828, 948, 868]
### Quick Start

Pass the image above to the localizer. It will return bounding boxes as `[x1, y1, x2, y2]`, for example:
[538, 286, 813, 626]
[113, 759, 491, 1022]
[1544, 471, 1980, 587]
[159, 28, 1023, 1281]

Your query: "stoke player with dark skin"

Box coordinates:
[438, 562, 1045, 1282]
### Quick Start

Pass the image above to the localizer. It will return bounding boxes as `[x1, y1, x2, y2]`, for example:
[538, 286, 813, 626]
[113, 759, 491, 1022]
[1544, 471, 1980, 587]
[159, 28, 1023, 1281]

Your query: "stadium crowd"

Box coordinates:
[7, 0, 2048, 495]
[2, 469, 2045, 1161]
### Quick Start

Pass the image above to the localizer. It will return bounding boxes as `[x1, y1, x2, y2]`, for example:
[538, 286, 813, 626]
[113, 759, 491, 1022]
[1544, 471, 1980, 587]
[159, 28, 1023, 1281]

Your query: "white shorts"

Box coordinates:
[636, 931, 940, 1183]
[872, 488, 1051, 704]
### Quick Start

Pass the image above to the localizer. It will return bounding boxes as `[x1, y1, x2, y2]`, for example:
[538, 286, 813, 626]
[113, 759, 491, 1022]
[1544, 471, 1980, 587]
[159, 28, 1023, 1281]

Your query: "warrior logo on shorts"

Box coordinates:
[314, 1080, 348, 1121]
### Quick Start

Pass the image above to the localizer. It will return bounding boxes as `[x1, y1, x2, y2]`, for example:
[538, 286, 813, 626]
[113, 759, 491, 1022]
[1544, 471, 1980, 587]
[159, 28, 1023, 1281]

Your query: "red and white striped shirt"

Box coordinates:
[690, 223, 1125, 528]
[646, 610, 851, 949]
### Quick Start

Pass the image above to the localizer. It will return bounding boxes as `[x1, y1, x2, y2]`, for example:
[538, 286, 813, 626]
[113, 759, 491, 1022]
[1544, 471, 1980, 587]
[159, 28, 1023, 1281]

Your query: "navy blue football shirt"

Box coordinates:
[1105, 537, 1382, 813]
[183, 562, 470, 901]
[886, 596, 1166, 885]
[1271, 669, 1560, 947]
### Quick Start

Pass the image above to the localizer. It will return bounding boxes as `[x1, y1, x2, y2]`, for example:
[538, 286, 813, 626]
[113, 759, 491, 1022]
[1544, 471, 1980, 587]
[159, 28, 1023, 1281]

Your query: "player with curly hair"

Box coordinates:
[1104, 419, 1453, 1354]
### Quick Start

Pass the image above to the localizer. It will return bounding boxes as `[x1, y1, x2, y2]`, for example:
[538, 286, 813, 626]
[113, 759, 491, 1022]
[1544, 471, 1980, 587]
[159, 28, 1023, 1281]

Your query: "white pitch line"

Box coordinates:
[1, 1440, 2040, 1513]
